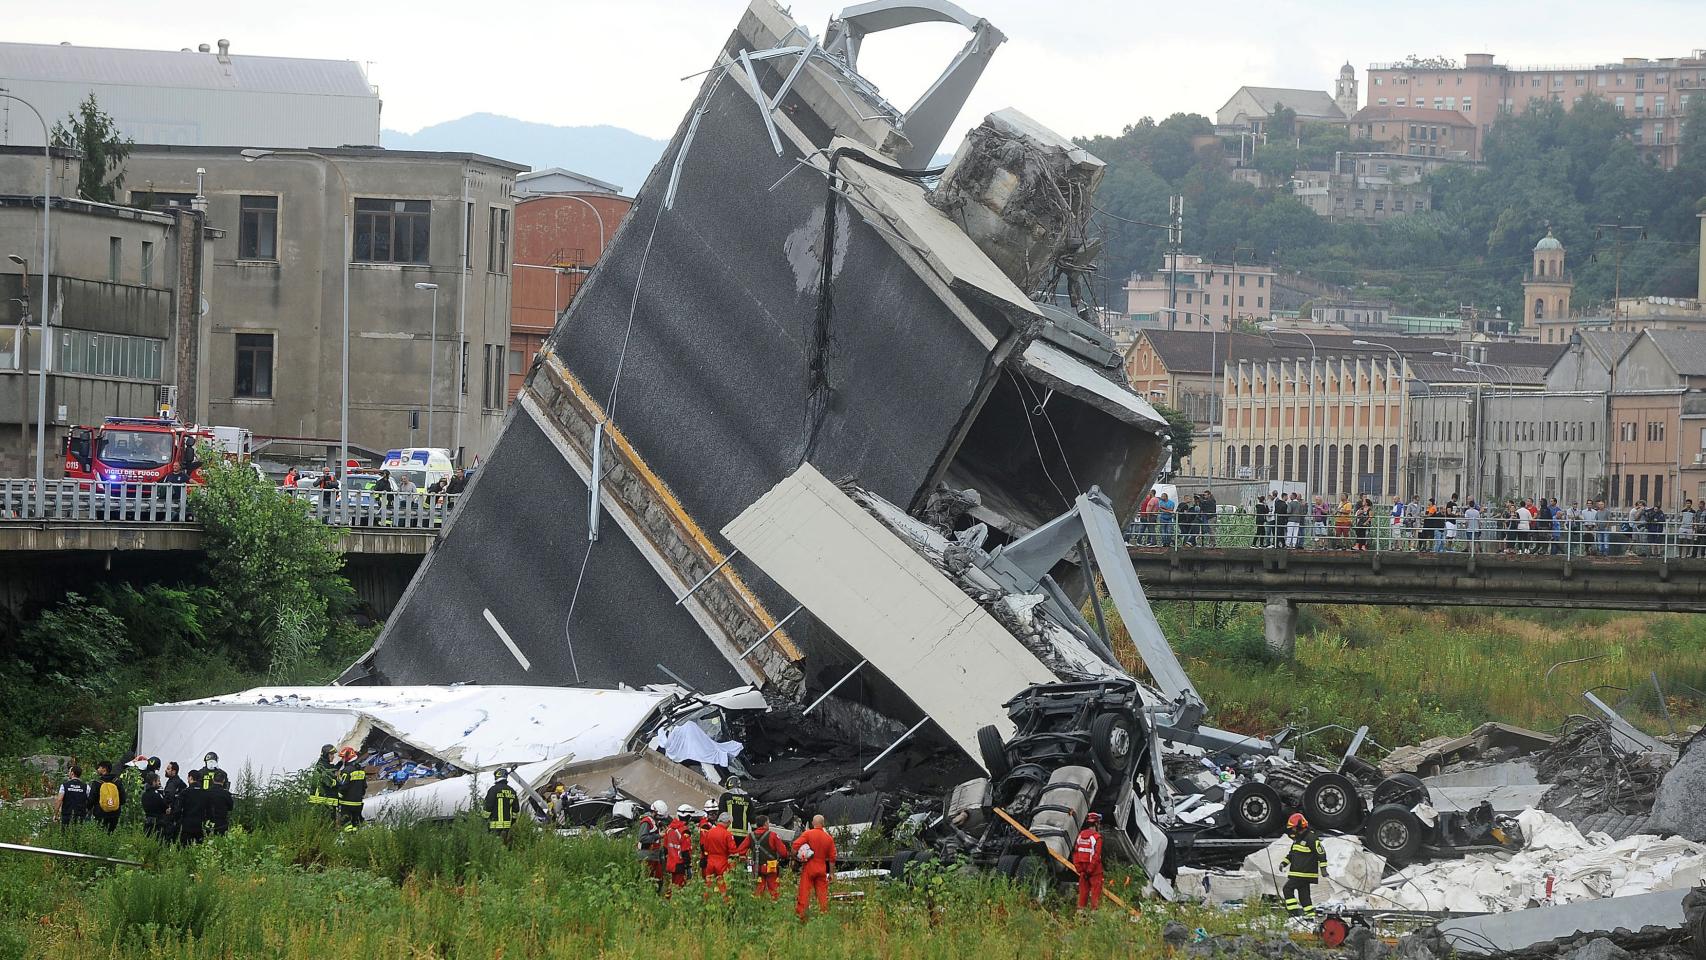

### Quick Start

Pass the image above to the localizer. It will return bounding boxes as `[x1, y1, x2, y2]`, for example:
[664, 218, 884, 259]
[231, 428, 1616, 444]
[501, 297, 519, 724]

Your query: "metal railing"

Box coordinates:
[0, 479, 456, 531]
[1126, 508, 1703, 559]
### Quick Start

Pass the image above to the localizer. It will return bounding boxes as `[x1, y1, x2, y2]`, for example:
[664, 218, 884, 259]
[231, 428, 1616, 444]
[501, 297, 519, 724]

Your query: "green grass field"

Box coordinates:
[0, 809, 1250, 960]
[1120, 601, 1706, 760]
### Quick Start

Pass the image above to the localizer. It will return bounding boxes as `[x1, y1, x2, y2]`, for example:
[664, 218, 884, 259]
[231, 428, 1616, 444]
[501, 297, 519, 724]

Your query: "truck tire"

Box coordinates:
[1373, 772, 1428, 809]
[978, 725, 1011, 781]
[1089, 713, 1137, 776]
[1229, 782, 1285, 837]
[1363, 803, 1423, 865]
[1303, 772, 1364, 832]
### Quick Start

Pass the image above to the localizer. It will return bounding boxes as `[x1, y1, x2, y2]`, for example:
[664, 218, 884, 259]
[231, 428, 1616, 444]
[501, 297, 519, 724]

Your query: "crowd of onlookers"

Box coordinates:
[1129, 488, 1703, 557]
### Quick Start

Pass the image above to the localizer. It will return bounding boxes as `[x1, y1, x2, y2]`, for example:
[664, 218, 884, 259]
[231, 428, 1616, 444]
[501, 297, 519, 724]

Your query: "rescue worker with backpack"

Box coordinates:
[1073, 811, 1106, 910]
[91, 761, 126, 833]
[335, 747, 366, 830]
[1279, 812, 1327, 920]
[308, 744, 341, 822]
[663, 805, 695, 895]
[637, 800, 670, 894]
[55, 764, 91, 831]
[791, 814, 837, 920]
[483, 769, 520, 847]
[746, 815, 790, 900]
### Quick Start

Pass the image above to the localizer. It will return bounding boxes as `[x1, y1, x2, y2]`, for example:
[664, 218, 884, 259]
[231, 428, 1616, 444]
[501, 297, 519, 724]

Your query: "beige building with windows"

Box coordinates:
[1366, 51, 1706, 169]
[0, 146, 216, 474]
[1124, 254, 1277, 331]
[121, 146, 526, 466]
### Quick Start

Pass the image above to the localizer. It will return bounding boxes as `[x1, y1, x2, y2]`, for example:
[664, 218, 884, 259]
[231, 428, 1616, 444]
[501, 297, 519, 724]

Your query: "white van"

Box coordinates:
[381, 447, 455, 491]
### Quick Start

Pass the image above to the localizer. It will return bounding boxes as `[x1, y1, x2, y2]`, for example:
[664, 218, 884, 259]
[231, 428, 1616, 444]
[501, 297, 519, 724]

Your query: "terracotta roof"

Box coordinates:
[1350, 105, 1475, 128]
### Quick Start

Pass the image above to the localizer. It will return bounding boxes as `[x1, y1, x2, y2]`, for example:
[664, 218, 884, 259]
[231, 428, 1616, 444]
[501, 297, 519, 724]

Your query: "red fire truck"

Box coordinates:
[63, 417, 251, 487]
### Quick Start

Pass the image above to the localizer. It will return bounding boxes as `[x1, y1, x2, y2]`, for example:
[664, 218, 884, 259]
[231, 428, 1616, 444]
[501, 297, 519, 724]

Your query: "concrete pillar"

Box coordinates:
[1263, 596, 1298, 659]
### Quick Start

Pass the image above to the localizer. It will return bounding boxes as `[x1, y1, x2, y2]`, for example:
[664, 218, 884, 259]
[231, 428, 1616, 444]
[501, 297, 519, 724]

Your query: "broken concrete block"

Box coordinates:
[1650, 729, 1706, 841]
[929, 108, 1104, 293]
[1562, 938, 1630, 960]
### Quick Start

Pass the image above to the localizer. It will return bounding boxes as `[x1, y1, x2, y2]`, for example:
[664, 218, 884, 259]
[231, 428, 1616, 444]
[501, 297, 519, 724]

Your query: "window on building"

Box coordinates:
[1237, 295, 1244, 307]
[1257, 275, 1265, 288]
[1656, 475, 1665, 506]
[1221, 294, 1229, 306]
[130, 190, 196, 211]
[109, 237, 122, 282]
[1375, 198, 1385, 212]
[238, 195, 279, 260]
[1354, 197, 1365, 210]
[1394, 198, 1406, 212]
[1463, 96, 1473, 110]
[487, 206, 510, 274]
[1379, 97, 1388, 106]
[463, 200, 474, 268]
[1636, 74, 1645, 90]
[1656, 95, 1667, 117]
[1636, 94, 1646, 115]
[354, 198, 431, 263]
[1616, 96, 1626, 114]
[1256, 296, 1264, 308]
[56, 330, 165, 381]
[482, 344, 506, 410]
[234, 333, 274, 398]
[140, 241, 153, 286]
[1648, 421, 1666, 442]
[1639, 474, 1649, 503]
[1238, 275, 1246, 287]
[1598, 75, 1607, 87]
[1445, 97, 1456, 109]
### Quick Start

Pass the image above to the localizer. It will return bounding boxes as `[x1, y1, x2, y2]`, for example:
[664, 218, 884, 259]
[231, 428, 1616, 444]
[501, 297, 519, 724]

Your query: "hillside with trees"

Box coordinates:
[1081, 96, 1706, 320]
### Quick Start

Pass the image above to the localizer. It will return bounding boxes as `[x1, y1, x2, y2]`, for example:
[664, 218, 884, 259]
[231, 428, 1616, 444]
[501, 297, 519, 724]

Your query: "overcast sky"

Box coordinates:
[9, 1, 1703, 141]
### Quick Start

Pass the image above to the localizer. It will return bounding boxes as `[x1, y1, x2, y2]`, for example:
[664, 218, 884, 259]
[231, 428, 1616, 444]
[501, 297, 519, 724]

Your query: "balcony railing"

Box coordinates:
[0, 479, 456, 530]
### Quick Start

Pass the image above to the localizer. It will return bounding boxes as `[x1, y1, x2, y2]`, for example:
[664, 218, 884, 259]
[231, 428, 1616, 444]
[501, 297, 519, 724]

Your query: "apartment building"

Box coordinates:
[1348, 106, 1479, 158]
[1366, 51, 1706, 169]
[120, 145, 526, 466]
[1124, 254, 1277, 330]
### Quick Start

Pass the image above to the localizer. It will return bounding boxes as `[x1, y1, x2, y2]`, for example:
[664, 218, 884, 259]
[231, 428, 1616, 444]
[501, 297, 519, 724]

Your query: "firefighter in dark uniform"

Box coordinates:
[335, 746, 366, 830]
[483, 768, 520, 847]
[309, 744, 340, 823]
[1280, 812, 1327, 920]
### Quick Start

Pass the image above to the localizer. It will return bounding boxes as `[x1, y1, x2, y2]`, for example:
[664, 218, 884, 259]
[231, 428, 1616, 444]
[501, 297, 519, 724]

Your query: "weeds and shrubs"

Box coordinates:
[0, 803, 1245, 959]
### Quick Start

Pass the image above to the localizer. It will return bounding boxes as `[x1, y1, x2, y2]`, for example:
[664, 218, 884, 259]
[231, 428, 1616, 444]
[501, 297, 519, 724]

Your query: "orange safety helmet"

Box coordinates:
[1286, 812, 1309, 834]
[1084, 812, 1102, 824]
[337, 746, 358, 762]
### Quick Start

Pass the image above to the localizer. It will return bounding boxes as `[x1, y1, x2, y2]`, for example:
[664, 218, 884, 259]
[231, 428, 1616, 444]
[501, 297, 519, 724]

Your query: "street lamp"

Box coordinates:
[7, 254, 29, 461]
[414, 282, 439, 445]
[1452, 367, 1495, 502]
[242, 147, 352, 481]
[0, 92, 52, 514]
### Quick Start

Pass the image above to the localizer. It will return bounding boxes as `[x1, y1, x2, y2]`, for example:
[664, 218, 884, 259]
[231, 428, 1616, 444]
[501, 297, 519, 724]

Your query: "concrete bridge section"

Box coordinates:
[1128, 546, 1706, 656]
[0, 522, 428, 619]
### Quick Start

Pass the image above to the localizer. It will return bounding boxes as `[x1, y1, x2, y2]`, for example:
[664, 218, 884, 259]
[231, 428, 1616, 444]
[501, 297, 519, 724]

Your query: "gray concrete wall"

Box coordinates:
[120, 147, 521, 465]
[1481, 392, 1607, 504]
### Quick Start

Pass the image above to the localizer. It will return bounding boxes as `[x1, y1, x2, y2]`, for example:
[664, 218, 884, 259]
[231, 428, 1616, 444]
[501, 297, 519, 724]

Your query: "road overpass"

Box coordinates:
[0, 481, 445, 617]
[1129, 545, 1706, 655]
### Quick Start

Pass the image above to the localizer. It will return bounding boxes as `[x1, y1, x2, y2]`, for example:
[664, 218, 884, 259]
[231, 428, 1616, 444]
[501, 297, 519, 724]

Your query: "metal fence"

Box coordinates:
[1126, 508, 1703, 559]
[0, 479, 456, 530]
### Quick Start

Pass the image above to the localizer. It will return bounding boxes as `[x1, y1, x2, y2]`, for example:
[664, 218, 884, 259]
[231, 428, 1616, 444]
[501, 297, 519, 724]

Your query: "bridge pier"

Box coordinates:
[1263, 596, 1298, 659]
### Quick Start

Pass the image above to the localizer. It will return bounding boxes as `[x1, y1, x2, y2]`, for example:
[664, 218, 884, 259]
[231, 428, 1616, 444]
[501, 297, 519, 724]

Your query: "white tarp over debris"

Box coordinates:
[1177, 809, 1706, 915]
[137, 685, 676, 789]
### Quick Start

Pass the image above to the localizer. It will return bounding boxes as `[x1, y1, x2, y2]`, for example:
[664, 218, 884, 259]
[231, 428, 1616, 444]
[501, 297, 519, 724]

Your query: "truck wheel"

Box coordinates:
[1372, 772, 1428, 809]
[1303, 772, 1364, 832]
[1089, 713, 1136, 775]
[1362, 803, 1423, 865]
[1229, 782, 1284, 837]
[978, 725, 1011, 781]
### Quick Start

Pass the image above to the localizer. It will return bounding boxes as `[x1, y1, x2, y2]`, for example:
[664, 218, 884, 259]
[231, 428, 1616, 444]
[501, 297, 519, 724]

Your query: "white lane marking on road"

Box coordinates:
[483, 608, 531, 671]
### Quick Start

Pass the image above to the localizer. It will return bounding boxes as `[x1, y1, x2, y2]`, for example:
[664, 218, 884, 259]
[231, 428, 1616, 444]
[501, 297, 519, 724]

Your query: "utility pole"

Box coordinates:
[1594, 222, 1646, 315]
[1166, 195, 1183, 331]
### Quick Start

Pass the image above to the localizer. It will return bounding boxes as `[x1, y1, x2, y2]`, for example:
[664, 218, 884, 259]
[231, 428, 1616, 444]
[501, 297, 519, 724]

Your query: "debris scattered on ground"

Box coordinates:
[1539, 718, 1674, 822]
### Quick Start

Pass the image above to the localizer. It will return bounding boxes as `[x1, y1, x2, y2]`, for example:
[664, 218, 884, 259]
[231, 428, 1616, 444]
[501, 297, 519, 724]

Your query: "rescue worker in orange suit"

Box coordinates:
[791, 813, 838, 920]
[1280, 812, 1327, 920]
[699, 811, 738, 898]
[662, 805, 695, 895]
[637, 800, 669, 895]
[746, 815, 790, 900]
[1073, 811, 1106, 910]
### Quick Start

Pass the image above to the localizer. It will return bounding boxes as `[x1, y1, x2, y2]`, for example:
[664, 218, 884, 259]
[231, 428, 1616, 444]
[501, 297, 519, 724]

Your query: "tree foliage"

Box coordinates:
[1154, 403, 1196, 462]
[50, 93, 132, 204]
[191, 457, 352, 672]
[1078, 94, 1706, 320]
